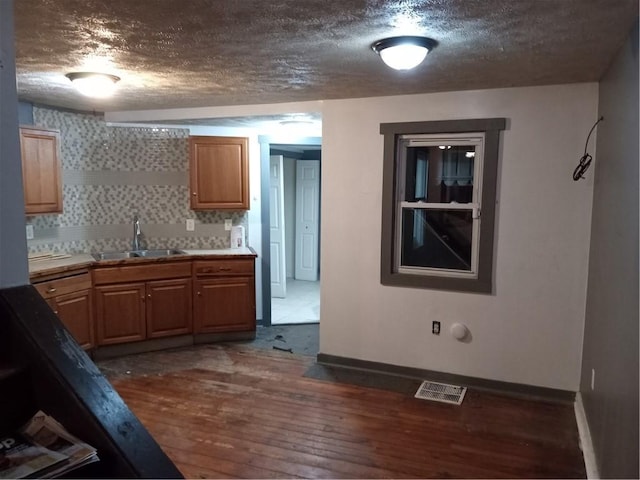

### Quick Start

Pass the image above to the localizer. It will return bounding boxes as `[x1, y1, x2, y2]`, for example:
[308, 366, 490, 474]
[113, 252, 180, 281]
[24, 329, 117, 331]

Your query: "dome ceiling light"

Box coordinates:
[371, 36, 438, 70]
[65, 72, 121, 98]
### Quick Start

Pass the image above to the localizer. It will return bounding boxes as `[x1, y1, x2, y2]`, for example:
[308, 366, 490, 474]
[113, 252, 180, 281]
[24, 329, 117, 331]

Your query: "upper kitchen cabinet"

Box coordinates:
[189, 136, 250, 210]
[20, 126, 63, 214]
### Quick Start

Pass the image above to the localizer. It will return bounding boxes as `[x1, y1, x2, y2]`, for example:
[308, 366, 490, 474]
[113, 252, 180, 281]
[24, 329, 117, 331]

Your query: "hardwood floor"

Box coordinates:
[98, 344, 586, 479]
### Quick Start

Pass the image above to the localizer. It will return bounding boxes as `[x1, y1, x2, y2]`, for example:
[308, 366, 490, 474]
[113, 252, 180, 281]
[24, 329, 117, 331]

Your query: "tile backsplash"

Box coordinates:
[27, 107, 247, 254]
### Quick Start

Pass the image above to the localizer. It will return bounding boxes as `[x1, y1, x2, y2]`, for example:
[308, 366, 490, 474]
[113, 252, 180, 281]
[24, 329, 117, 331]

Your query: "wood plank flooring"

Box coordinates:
[98, 344, 586, 479]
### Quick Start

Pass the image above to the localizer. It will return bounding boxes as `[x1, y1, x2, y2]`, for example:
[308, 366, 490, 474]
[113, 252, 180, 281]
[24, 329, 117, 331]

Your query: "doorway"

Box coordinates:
[260, 138, 321, 326]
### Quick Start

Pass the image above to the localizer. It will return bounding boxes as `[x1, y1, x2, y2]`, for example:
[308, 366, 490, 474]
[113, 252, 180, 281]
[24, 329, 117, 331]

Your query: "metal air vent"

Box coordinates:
[415, 380, 466, 405]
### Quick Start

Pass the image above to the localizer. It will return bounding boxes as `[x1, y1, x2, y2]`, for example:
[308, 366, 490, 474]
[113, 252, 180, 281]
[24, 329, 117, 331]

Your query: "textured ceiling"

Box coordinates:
[14, 0, 639, 114]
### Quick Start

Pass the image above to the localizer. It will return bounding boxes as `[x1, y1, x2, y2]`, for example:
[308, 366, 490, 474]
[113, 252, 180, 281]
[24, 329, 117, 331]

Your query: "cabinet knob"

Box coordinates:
[192, 192, 197, 196]
[53, 310, 58, 315]
[147, 293, 152, 298]
[47, 287, 57, 293]
[197, 291, 202, 296]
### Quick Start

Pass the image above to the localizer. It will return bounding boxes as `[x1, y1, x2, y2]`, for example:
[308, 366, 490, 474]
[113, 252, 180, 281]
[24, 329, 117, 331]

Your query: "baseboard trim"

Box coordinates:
[316, 353, 575, 403]
[194, 330, 256, 344]
[93, 335, 194, 360]
[575, 392, 600, 479]
[93, 330, 256, 360]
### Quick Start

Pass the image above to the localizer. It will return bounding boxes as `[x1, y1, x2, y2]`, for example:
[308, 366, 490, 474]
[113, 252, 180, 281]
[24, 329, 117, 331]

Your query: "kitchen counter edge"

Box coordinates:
[29, 247, 258, 280]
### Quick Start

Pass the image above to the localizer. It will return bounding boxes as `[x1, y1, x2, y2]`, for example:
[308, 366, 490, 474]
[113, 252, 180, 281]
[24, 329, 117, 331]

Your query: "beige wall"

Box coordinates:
[107, 83, 600, 390]
[320, 83, 598, 391]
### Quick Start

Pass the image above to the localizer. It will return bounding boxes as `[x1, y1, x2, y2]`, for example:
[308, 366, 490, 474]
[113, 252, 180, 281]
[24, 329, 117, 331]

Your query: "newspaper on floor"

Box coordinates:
[0, 431, 68, 479]
[20, 411, 99, 478]
[0, 410, 99, 479]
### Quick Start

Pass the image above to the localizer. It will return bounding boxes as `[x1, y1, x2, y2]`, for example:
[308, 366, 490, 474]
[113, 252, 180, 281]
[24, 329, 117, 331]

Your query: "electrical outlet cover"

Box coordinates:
[224, 219, 232, 231]
[186, 219, 195, 231]
[26, 224, 34, 240]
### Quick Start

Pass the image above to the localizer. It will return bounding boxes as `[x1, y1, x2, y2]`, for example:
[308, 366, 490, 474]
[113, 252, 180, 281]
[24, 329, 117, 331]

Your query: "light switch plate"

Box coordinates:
[186, 219, 195, 231]
[224, 219, 232, 231]
[26, 224, 34, 240]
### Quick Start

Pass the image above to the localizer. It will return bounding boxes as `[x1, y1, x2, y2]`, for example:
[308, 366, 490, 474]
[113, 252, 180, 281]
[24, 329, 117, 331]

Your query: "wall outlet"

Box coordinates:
[432, 321, 441, 335]
[591, 368, 595, 390]
[25, 224, 34, 240]
[186, 219, 195, 231]
[224, 219, 232, 231]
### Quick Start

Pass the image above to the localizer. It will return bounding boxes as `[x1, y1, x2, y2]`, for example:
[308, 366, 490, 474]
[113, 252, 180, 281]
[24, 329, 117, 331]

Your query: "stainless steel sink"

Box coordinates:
[92, 249, 185, 261]
[133, 249, 185, 257]
[92, 251, 139, 261]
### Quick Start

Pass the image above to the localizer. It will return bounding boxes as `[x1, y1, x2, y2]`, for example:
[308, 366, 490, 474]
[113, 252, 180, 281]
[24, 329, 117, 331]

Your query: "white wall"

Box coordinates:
[320, 83, 598, 391]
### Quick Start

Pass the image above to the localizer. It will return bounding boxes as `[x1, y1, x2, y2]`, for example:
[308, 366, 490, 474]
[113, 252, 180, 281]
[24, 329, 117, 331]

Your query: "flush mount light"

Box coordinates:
[65, 72, 120, 98]
[371, 36, 438, 70]
[279, 120, 313, 126]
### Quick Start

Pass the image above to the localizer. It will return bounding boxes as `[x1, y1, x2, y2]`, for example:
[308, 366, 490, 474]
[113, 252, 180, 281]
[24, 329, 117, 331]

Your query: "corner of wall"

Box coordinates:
[574, 392, 600, 479]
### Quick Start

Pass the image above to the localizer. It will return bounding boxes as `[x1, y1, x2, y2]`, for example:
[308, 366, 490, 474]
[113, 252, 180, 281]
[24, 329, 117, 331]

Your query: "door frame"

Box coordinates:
[259, 135, 321, 326]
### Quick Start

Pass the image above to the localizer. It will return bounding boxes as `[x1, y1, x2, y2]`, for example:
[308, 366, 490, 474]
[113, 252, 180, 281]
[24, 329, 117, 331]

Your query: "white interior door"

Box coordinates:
[295, 160, 320, 281]
[269, 156, 287, 298]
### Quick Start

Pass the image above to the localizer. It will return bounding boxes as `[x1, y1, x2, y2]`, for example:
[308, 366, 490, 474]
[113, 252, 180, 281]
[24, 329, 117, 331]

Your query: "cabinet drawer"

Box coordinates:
[193, 259, 254, 277]
[93, 261, 192, 285]
[34, 272, 91, 299]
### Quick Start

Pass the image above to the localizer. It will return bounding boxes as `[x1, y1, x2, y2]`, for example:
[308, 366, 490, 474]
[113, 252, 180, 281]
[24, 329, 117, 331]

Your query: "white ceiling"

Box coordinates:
[14, 0, 639, 119]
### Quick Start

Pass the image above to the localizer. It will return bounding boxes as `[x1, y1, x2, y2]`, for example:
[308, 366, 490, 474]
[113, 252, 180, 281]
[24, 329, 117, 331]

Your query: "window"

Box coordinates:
[380, 118, 506, 293]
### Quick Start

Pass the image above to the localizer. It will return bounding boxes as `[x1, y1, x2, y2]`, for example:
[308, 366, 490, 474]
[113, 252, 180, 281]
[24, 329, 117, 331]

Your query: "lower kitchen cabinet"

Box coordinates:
[50, 289, 94, 350]
[94, 283, 147, 346]
[33, 269, 95, 350]
[95, 279, 194, 346]
[33, 255, 256, 353]
[193, 258, 256, 334]
[194, 277, 255, 333]
[92, 262, 194, 346]
[146, 278, 192, 338]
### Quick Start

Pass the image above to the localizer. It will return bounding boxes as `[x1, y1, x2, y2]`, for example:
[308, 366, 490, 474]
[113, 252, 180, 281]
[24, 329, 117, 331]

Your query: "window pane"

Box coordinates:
[404, 145, 475, 203]
[401, 209, 473, 271]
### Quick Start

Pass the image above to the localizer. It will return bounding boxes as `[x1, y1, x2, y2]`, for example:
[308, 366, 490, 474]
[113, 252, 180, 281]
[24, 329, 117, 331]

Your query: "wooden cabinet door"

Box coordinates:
[194, 277, 255, 333]
[146, 278, 193, 339]
[189, 136, 249, 210]
[95, 283, 146, 345]
[20, 127, 62, 214]
[52, 289, 94, 350]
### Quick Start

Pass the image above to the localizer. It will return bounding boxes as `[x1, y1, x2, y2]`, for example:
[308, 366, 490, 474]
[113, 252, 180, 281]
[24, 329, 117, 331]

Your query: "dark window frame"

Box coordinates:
[380, 118, 506, 294]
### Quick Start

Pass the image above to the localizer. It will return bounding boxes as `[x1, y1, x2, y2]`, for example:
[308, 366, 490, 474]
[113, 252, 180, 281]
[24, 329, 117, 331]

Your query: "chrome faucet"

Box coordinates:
[132, 215, 142, 251]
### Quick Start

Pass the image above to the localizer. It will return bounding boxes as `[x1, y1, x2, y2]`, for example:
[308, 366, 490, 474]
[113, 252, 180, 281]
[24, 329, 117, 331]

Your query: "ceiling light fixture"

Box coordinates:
[371, 36, 438, 70]
[277, 119, 320, 136]
[65, 72, 121, 98]
[279, 120, 314, 126]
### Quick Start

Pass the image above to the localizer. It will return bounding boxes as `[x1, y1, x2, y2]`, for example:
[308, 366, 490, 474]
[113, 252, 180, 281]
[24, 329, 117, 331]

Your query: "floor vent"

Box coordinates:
[415, 380, 467, 405]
